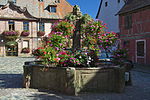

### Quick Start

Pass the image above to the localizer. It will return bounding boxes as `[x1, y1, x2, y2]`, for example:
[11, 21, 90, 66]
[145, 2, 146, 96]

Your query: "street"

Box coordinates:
[0, 57, 150, 100]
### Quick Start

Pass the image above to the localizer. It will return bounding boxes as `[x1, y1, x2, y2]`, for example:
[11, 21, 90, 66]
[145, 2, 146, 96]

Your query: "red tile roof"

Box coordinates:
[118, 0, 150, 15]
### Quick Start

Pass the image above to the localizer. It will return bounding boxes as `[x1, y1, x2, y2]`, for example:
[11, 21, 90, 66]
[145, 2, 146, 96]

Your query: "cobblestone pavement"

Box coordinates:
[0, 57, 150, 100]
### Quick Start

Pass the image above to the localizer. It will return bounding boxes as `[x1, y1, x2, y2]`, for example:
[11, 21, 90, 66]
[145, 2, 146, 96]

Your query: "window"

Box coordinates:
[39, 22, 45, 32]
[23, 22, 29, 31]
[23, 40, 29, 48]
[39, 0, 43, 2]
[8, 21, 15, 31]
[124, 14, 132, 29]
[55, 0, 60, 3]
[48, 6, 57, 13]
[137, 41, 145, 57]
[105, 2, 108, 7]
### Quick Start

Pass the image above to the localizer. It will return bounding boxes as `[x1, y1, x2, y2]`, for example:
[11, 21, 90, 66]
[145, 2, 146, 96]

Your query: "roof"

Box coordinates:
[96, 0, 103, 19]
[0, 0, 73, 19]
[118, 0, 150, 15]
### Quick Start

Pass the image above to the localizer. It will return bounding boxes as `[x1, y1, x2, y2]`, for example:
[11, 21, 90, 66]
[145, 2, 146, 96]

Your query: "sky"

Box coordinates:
[67, 0, 101, 19]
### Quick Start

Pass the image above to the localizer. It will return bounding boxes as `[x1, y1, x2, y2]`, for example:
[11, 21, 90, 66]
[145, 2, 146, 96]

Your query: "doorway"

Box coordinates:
[136, 40, 146, 64]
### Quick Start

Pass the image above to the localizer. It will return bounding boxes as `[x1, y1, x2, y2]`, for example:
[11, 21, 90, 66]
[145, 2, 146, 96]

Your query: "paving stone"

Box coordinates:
[0, 57, 150, 100]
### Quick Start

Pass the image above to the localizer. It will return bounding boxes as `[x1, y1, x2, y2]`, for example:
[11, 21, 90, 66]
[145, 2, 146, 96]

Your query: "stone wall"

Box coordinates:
[23, 64, 125, 95]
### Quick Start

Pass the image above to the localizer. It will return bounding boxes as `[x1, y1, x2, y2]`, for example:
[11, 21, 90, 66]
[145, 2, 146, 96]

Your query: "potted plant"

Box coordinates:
[21, 30, 30, 36]
[37, 31, 45, 36]
[21, 47, 30, 53]
[2, 30, 19, 40]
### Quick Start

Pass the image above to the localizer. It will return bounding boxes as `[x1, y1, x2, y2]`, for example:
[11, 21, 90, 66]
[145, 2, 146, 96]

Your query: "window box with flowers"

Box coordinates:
[21, 48, 30, 53]
[21, 31, 30, 36]
[37, 31, 45, 36]
[2, 30, 19, 41]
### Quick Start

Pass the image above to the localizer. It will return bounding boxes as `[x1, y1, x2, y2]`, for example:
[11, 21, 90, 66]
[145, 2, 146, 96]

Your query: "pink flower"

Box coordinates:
[55, 47, 59, 50]
[59, 51, 67, 55]
[99, 40, 103, 42]
[98, 36, 102, 39]
[94, 33, 96, 35]
[54, 58, 60, 62]
[106, 40, 109, 42]
[59, 43, 62, 46]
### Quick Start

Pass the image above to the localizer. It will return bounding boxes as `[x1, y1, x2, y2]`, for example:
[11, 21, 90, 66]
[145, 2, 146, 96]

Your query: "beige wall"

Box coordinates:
[45, 23, 52, 35]
[31, 22, 38, 37]
[0, 20, 7, 33]
[15, 21, 23, 34]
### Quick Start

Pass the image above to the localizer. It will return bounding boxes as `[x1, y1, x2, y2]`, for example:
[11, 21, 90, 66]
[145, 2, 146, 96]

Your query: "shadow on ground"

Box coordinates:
[0, 74, 23, 88]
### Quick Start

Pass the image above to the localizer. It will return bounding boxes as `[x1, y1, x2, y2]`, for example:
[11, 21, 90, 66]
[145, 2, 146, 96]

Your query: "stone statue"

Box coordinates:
[65, 5, 92, 50]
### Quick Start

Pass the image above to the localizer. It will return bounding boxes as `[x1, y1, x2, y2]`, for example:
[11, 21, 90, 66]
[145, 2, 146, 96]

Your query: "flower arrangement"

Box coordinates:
[33, 20, 119, 67]
[37, 31, 45, 36]
[21, 47, 30, 53]
[2, 30, 19, 36]
[32, 47, 45, 57]
[51, 20, 75, 38]
[112, 48, 128, 65]
[2, 30, 19, 40]
[32, 21, 78, 66]
[81, 20, 118, 51]
[21, 31, 30, 36]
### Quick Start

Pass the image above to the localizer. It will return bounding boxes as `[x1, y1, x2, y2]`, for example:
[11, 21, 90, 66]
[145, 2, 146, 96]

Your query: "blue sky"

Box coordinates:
[67, 0, 100, 19]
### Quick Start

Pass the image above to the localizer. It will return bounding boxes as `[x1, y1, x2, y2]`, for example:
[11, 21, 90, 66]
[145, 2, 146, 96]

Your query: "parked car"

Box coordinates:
[98, 50, 113, 65]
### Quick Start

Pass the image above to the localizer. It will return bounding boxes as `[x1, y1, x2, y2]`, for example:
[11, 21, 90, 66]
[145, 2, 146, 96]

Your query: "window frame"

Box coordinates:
[105, 2, 108, 7]
[48, 6, 57, 13]
[23, 22, 29, 31]
[8, 21, 15, 31]
[136, 40, 145, 57]
[124, 14, 132, 29]
[39, 22, 45, 32]
[22, 40, 29, 48]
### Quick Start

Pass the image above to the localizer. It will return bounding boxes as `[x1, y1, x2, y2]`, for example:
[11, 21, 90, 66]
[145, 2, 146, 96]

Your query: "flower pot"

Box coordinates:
[37, 31, 45, 36]
[21, 48, 30, 53]
[21, 31, 30, 36]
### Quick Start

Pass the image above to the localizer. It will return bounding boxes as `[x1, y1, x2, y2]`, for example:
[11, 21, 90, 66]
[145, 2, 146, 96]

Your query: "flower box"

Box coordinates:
[21, 31, 30, 36]
[2, 31, 19, 40]
[2, 30, 19, 36]
[21, 48, 30, 53]
[37, 31, 45, 36]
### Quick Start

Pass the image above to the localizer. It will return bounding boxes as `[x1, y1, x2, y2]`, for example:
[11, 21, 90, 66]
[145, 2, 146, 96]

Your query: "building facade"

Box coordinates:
[118, 0, 150, 65]
[96, 0, 125, 33]
[0, 0, 72, 57]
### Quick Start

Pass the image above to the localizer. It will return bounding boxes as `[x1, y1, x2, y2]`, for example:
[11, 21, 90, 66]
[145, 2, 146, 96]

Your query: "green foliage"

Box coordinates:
[81, 20, 118, 51]
[65, 13, 77, 22]
[51, 21, 75, 37]
[112, 48, 128, 65]
[81, 14, 93, 24]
